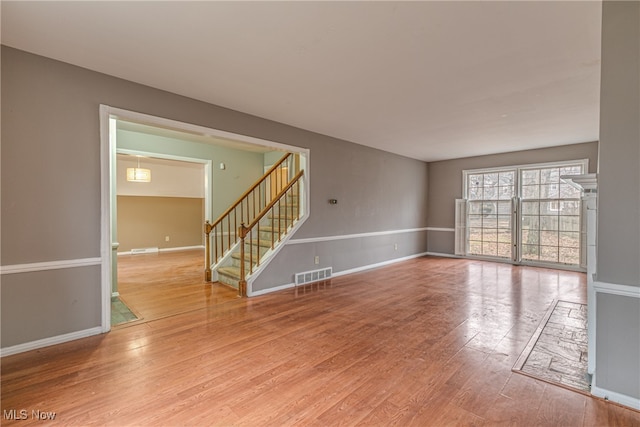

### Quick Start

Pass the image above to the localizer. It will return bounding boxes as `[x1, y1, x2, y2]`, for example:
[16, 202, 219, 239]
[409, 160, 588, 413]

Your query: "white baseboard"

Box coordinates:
[248, 252, 430, 297]
[1, 326, 103, 357]
[424, 252, 461, 259]
[159, 245, 204, 253]
[118, 245, 204, 255]
[591, 381, 640, 411]
[332, 252, 430, 278]
[249, 282, 296, 297]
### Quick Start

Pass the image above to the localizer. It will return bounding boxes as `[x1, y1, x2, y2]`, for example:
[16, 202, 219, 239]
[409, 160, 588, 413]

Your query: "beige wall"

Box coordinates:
[117, 196, 204, 252]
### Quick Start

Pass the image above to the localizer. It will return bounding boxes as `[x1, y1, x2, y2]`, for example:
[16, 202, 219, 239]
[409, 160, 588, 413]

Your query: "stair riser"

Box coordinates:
[217, 272, 240, 289]
[242, 245, 270, 257]
[231, 257, 261, 271]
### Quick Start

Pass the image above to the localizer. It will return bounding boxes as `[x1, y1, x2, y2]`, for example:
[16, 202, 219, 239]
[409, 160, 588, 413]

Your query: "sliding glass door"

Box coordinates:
[463, 161, 586, 268]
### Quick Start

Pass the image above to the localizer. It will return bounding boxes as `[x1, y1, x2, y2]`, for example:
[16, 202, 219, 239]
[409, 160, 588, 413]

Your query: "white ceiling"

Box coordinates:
[1, 1, 602, 162]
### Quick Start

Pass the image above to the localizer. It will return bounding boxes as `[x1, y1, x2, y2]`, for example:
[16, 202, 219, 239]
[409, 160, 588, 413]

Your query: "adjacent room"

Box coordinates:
[1, 1, 638, 425]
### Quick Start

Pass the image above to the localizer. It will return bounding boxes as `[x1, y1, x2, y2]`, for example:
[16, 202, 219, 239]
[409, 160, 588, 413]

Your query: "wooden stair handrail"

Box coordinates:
[239, 170, 304, 238]
[209, 153, 292, 229]
[237, 169, 304, 296]
[204, 152, 298, 285]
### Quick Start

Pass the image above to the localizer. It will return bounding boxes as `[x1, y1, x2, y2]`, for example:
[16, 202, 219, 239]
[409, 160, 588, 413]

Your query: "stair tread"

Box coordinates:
[247, 239, 275, 248]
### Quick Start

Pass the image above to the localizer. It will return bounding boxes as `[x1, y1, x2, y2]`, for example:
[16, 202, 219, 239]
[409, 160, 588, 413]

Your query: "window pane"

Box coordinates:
[499, 185, 514, 200]
[560, 232, 580, 248]
[497, 215, 511, 229]
[522, 244, 539, 260]
[468, 186, 482, 200]
[541, 184, 559, 199]
[469, 241, 482, 254]
[482, 202, 496, 216]
[483, 242, 498, 256]
[540, 230, 559, 246]
[468, 215, 483, 228]
[559, 216, 580, 232]
[522, 201, 539, 215]
[483, 185, 498, 200]
[522, 170, 539, 185]
[468, 228, 483, 242]
[559, 247, 580, 264]
[497, 230, 511, 243]
[483, 229, 498, 242]
[522, 185, 540, 199]
[560, 201, 581, 215]
[540, 201, 558, 215]
[499, 172, 514, 186]
[483, 215, 497, 228]
[497, 201, 511, 215]
[522, 229, 539, 245]
[541, 168, 560, 184]
[468, 202, 484, 215]
[540, 246, 559, 262]
[540, 216, 559, 231]
[498, 243, 512, 258]
[522, 216, 539, 230]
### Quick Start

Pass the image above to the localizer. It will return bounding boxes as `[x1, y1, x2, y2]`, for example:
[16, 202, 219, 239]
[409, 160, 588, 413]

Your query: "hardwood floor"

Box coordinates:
[2, 256, 639, 426]
[116, 249, 239, 324]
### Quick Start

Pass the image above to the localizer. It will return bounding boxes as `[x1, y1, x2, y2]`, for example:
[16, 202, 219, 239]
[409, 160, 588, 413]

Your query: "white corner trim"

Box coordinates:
[0, 326, 103, 357]
[593, 281, 640, 298]
[0, 258, 102, 275]
[591, 378, 640, 411]
[287, 227, 430, 245]
[426, 227, 455, 232]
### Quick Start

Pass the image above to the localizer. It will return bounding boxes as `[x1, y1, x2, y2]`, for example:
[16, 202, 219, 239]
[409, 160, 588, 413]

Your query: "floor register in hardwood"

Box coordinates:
[2, 253, 639, 426]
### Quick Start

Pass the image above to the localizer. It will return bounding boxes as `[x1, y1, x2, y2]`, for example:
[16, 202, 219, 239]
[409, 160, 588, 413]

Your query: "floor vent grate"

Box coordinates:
[130, 247, 159, 254]
[295, 267, 332, 285]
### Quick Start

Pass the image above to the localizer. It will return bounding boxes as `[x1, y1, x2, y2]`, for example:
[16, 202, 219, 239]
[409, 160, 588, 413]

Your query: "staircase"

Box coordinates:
[204, 153, 303, 296]
[216, 192, 299, 289]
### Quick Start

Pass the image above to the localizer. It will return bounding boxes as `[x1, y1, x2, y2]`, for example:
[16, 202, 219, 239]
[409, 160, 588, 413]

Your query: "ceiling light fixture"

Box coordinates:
[126, 157, 151, 183]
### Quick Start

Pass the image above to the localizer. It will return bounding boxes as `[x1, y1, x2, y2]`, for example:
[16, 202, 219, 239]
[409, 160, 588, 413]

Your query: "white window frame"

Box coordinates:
[462, 159, 588, 271]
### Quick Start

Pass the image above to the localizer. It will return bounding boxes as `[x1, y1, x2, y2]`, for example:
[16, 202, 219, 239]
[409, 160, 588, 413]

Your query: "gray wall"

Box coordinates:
[597, 0, 640, 287]
[595, 293, 640, 399]
[253, 142, 430, 291]
[1, 46, 429, 348]
[426, 142, 598, 254]
[593, 1, 640, 402]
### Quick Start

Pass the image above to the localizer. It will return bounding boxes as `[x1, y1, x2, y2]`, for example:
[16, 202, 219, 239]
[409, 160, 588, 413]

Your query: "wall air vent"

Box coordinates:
[130, 247, 159, 254]
[295, 267, 332, 286]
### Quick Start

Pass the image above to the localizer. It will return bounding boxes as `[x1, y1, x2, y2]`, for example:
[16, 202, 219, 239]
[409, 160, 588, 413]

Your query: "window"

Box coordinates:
[463, 160, 586, 268]
[466, 170, 515, 259]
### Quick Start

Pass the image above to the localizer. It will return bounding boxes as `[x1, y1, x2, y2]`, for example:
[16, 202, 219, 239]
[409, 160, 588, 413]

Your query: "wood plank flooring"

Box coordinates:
[2, 256, 640, 426]
[116, 249, 239, 324]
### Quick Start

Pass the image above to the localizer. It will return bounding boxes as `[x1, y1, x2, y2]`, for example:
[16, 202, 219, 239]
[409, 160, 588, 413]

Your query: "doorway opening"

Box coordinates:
[100, 106, 310, 331]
